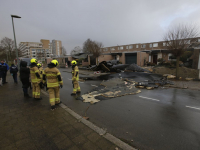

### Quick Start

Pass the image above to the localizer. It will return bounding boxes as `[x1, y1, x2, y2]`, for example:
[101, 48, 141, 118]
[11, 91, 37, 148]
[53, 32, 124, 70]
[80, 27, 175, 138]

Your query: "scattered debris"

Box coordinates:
[125, 64, 150, 72]
[83, 116, 89, 120]
[135, 79, 174, 89]
[81, 78, 141, 104]
[163, 74, 176, 79]
[185, 78, 194, 81]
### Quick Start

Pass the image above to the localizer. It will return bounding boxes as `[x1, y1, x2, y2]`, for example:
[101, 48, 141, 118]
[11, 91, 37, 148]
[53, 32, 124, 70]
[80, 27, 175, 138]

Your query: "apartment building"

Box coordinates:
[19, 39, 62, 61]
[52, 40, 62, 57]
[99, 37, 200, 68]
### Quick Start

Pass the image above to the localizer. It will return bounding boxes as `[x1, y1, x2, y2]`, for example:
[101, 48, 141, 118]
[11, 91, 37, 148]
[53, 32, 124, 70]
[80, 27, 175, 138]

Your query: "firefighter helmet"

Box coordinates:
[37, 63, 42, 67]
[30, 58, 37, 64]
[51, 60, 59, 66]
[71, 60, 77, 65]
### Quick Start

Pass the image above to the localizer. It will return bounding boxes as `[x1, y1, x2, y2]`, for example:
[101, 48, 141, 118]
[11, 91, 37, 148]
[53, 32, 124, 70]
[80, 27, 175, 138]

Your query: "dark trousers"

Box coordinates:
[12, 73, 17, 83]
[2, 72, 6, 84]
[23, 88, 28, 95]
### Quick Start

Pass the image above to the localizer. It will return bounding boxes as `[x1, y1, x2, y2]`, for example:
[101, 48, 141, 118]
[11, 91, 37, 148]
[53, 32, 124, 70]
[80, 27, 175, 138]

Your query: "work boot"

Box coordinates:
[51, 105, 56, 110]
[55, 101, 62, 105]
[71, 93, 76, 96]
[77, 91, 81, 94]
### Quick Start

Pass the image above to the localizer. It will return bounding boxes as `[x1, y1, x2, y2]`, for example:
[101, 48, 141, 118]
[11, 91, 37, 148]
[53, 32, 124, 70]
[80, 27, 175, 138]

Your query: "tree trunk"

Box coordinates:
[96, 57, 98, 65]
[176, 56, 180, 79]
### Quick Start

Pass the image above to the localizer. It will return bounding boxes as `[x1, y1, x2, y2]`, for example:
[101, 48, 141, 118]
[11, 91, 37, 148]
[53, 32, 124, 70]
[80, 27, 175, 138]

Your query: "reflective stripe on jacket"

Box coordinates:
[43, 67, 63, 88]
[30, 66, 41, 83]
[72, 66, 79, 81]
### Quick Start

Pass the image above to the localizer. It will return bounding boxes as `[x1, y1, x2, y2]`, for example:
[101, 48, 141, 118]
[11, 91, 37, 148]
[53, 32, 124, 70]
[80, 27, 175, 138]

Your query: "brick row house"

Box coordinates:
[98, 37, 200, 69]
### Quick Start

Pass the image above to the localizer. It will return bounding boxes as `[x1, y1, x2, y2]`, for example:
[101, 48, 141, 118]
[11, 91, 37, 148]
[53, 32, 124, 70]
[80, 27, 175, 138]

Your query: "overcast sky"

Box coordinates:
[0, 0, 200, 54]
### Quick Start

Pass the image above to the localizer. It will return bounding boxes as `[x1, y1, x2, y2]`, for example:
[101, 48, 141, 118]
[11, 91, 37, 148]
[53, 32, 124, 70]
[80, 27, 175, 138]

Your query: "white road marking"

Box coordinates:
[186, 106, 200, 110]
[91, 84, 98, 87]
[139, 96, 160, 101]
[79, 82, 84, 84]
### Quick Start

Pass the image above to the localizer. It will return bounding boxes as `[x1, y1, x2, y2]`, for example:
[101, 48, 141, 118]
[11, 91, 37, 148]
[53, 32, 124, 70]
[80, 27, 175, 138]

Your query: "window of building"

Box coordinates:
[118, 47, 120, 50]
[126, 46, 129, 49]
[136, 45, 139, 48]
[163, 42, 166, 46]
[129, 45, 133, 49]
[120, 46, 123, 50]
[111, 47, 115, 50]
[185, 40, 190, 44]
[141, 44, 146, 48]
[153, 43, 158, 47]
[32, 49, 36, 51]
[105, 48, 108, 51]
[149, 44, 152, 48]
[168, 53, 176, 60]
[198, 39, 200, 42]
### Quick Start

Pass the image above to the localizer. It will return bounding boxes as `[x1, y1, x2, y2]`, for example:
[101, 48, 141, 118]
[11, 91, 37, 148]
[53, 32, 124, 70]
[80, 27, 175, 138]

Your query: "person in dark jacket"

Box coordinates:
[20, 61, 31, 98]
[10, 64, 18, 83]
[0, 64, 3, 86]
[0, 60, 9, 84]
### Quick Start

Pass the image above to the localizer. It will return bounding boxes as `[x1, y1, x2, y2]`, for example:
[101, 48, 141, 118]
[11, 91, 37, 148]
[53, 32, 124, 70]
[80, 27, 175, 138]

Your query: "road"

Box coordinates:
[59, 69, 200, 150]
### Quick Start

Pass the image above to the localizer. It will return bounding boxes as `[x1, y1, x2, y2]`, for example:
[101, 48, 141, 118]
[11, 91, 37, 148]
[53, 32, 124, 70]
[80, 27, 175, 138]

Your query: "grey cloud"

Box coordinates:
[0, 0, 200, 54]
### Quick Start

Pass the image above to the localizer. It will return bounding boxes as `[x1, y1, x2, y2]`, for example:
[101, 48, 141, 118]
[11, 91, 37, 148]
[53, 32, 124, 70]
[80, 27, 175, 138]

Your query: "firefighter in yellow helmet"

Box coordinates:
[43, 60, 63, 110]
[30, 58, 42, 100]
[71, 60, 81, 95]
[37, 63, 43, 78]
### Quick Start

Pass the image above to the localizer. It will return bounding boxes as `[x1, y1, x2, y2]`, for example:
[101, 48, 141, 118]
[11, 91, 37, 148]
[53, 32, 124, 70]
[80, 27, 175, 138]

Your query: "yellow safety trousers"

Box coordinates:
[72, 81, 81, 94]
[48, 87, 60, 106]
[32, 83, 41, 98]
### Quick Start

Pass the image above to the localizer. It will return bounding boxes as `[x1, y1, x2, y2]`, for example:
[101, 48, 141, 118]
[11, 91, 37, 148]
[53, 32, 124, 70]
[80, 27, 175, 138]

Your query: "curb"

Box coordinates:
[41, 90, 137, 150]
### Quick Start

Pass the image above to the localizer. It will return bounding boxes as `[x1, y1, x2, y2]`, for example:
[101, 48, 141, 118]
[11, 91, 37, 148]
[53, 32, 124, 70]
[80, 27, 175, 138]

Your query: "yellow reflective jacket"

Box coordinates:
[30, 66, 41, 83]
[72, 66, 79, 81]
[38, 67, 44, 78]
[43, 67, 63, 88]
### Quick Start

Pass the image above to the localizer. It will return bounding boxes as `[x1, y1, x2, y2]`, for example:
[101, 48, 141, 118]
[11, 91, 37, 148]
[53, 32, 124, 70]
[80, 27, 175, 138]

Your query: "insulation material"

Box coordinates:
[81, 78, 141, 104]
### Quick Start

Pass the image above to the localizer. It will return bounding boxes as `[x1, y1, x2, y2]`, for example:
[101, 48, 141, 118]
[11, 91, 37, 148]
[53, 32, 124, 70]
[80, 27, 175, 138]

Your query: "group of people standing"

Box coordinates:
[0, 58, 81, 110]
[19, 58, 81, 110]
[0, 60, 19, 85]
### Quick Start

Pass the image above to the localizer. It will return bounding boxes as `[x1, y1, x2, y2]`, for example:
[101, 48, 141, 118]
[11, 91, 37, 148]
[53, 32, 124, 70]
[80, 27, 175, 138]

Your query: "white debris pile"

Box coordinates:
[81, 78, 141, 104]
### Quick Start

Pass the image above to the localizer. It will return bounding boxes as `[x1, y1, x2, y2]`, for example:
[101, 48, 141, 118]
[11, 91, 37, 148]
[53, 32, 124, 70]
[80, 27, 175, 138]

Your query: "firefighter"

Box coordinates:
[37, 63, 43, 78]
[43, 60, 63, 110]
[71, 60, 81, 95]
[30, 58, 42, 100]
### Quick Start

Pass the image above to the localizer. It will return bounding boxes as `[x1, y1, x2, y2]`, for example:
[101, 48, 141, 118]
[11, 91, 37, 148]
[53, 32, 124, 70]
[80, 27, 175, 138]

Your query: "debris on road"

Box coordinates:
[88, 60, 129, 73]
[125, 63, 150, 73]
[135, 79, 174, 89]
[163, 74, 176, 79]
[80, 78, 141, 104]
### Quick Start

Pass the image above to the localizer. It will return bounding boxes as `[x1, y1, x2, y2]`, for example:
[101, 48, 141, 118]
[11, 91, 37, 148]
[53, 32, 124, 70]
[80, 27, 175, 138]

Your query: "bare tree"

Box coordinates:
[83, 38, 103, 64]
[163, 24, 199, 78]
[0, 37, 15, 62]
[61, 46, 67, 56]
[70, 46, 82, 55]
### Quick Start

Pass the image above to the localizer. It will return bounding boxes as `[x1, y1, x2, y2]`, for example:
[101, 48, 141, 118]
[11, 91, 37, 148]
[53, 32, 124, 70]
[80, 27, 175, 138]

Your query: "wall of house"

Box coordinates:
[191, 49, 200, 69]
[119, 53, 125, 64]
[98, 54, 113, 63]
[137, 52, 149, 66]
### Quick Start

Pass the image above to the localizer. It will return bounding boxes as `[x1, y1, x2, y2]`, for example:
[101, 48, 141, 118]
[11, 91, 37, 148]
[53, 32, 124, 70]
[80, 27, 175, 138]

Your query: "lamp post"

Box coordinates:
[11, 14, 21, 69]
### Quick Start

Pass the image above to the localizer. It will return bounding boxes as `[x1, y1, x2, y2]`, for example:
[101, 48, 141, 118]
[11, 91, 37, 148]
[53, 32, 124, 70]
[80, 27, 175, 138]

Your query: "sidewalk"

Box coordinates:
[0, 75, 130, 150]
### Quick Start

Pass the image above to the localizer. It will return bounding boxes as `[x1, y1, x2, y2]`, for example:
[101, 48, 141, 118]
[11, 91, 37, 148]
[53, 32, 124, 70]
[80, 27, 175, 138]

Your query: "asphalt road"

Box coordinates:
[60, 69, 200, 150]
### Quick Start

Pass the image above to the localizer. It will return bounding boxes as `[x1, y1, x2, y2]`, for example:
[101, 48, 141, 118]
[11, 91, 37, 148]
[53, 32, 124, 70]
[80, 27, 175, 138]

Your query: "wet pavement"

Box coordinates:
[0, 75, 121, 150]
[60, 68, 200, 150]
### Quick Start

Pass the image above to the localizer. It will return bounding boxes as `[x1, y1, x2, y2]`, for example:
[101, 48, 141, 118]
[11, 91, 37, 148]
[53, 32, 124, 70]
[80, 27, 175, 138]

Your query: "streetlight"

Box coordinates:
[11, 14, 21, 69]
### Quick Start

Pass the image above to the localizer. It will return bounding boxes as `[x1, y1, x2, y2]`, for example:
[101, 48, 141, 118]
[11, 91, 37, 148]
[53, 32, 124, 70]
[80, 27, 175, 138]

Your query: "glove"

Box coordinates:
[60, 85, 63, 88]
